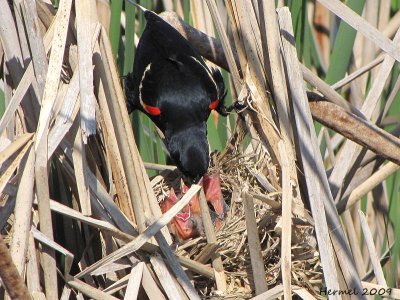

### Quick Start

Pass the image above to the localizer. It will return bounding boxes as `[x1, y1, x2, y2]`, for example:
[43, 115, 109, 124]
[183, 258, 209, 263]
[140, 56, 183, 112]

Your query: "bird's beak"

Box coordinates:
[172, 213, 203, 240]
[180, 179, 201, 214]
[203, 171, 228, 220]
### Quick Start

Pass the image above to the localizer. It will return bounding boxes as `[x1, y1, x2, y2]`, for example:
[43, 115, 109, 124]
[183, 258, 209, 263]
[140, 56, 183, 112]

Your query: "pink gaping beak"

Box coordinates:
[203, 172, 228, 220]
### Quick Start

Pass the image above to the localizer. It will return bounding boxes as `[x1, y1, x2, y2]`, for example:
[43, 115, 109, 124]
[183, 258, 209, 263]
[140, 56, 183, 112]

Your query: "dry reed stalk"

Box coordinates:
[150, 253, 190, 300]
[249, 284, 285, 300]
[9, 147, 35, 275]
[33, 1, 72, 297]
[76, 0, 96, 137]
[1, 0, 398, 298]
[176, 255, 215, 279]
[13, 1, 30, 67]
[362, 0, 379, 82]
[22, 0, 47, 101]
[154, 232, 200, 299]
[382, 9, 400, 39]
[328, 28, 400, 202]
[199, 189, 227, 292]
[0, 133, 33, 164]
[0, 14, 54, 136]
[277, 141, 292, 300]
[97, 27, 147, 232]
[278, 8, 347, 296]
[317, 0, 400, 61]
[358, 211, 387, 286]
[194, 243, 219, 263]
[124, 262, 144, 300]
[0, 141, 32, 207]
[150, 254, 188, 300]
[204, 0, 241, 89]
[242, 190, 268, 294]
[103, 274, 130, 295]
[66, 276, 119, 300]
[378, 0, 391, 31]
[331, 55, 384, 90]
[142, 264, 167, 300]
[26, 233, 42, 296]
[0, 0, 22, 71]
[309, 101, 400, 165]
[30, 226, 74, 276]
[47, 199, 134, 242]
[72, 127, 91, 215]
[94, 44, 134, 223]
[342, 211, 366, 277]
[301, 65, 357, 114]
[159, 11, 400, 172]
[338, 162, 400, 212]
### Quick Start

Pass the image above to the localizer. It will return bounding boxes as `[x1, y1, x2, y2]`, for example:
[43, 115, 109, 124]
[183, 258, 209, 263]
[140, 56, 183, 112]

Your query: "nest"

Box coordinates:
[2, 1, 397, 299]
[152, 142, 323, 299]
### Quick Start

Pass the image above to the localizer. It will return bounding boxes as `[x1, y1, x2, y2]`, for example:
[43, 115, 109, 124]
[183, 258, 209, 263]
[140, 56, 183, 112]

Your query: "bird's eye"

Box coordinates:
[209, 99, 219, 110]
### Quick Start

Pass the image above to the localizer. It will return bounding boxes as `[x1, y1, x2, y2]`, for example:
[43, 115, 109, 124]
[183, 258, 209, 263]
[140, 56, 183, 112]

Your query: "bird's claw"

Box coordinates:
[218, 101, 247, 116]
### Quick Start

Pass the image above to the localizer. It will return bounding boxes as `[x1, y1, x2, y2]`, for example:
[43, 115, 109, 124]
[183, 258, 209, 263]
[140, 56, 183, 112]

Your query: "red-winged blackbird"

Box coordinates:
[125, 4, 229, 183]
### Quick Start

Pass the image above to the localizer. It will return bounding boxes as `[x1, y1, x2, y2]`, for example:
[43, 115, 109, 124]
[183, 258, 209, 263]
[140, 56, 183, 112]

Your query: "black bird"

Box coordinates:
[125, 3, 229, 183]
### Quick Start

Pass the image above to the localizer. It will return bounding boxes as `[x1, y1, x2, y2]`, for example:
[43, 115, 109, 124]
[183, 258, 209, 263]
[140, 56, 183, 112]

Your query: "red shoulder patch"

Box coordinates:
[209, 99, 219, 110]
[143, 104, 161, 116]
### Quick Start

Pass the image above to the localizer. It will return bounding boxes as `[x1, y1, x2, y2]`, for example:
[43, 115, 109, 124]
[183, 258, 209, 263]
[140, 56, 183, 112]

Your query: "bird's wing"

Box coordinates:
[143, 11, 205, 66]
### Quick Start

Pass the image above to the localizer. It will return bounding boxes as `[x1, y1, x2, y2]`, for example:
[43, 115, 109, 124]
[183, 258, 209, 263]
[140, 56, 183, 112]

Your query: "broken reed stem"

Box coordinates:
[66, 276, 118, 300]
[194, 243, 219, 264]
[177, 256, 215, 279]
[341, 211, 366, 277]
[124, 262, 144, 299]
[10, 147, 35, 275]
[33, 0, 73, 297]
[242, 190, 268, 295]
[310, 101, 400, 165]
[278, 141, 292, 300]
[198, 189, 227, 292]
[337, 162, 400, 212]
[278, 8, 344, 296]
[154, 232, 200, 300]
[98, 26, 148, 232]
[0, 133, 34, 165]
[35, 140, 58, 300]
[149, 254, 187, 300]
[358, 211, 387, 286]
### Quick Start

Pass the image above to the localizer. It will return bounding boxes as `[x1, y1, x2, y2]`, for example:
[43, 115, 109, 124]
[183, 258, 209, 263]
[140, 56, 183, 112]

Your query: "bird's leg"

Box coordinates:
[216, 100, 247, 116]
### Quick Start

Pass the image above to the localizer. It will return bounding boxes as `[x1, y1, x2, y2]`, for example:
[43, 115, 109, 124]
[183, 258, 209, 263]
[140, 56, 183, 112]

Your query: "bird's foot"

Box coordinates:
[217, 101, 247, 116]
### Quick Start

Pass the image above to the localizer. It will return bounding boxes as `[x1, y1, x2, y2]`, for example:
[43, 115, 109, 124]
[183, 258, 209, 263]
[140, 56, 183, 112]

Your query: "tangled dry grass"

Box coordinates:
[152, 137, 323, 298]
[1, 0, 400, 299]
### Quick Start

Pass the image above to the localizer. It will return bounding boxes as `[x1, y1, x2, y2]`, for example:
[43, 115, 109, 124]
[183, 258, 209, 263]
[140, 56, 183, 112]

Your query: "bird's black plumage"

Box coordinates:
[125, 8, 228, 182]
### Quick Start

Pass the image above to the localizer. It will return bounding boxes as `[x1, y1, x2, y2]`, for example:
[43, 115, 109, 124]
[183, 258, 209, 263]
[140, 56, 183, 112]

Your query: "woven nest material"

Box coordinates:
[152, 141, 323, 299]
